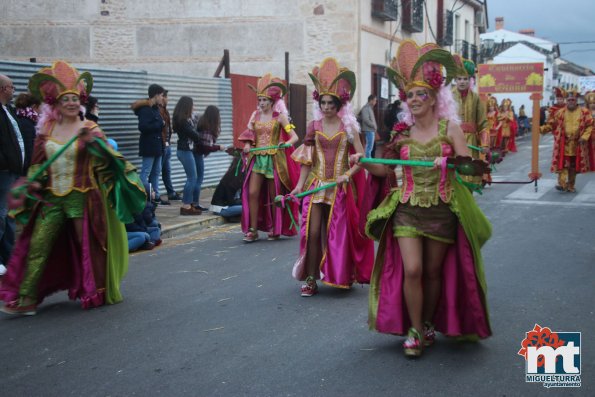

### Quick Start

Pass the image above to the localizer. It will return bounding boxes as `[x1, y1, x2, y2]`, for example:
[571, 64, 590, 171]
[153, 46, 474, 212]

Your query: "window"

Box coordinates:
[440, 10, 454, 46]
[402, 0, 424, 33]
[372, 0, 399, 21]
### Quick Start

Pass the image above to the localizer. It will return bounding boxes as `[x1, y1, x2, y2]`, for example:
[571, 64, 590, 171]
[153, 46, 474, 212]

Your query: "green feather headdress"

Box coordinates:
[309, 58, 356, 102]
[28, 60, 93, 103]
[247, 73, 287, 101]
[386, 40, 457, 93]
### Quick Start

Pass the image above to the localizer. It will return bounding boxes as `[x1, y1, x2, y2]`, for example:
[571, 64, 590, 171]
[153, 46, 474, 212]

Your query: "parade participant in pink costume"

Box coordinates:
[356, 41, 492, 357]
[0, 61, 146, 315]
[239, 74, 299, 242]
[290, 58, 374, 297]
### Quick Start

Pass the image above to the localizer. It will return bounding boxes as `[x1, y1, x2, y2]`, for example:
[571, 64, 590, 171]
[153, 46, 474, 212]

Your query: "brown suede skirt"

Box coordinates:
[393, 201, 457, 244]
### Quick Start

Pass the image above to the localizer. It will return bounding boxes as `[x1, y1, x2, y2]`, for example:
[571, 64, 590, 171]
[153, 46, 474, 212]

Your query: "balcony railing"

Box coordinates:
[470, 44, 478, 64]
[455, 39, 470, 59]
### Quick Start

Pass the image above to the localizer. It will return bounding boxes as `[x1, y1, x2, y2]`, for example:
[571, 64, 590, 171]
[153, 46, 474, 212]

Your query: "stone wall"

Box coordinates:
[1, 0, 484, 109]
[1, 0, 358, 90]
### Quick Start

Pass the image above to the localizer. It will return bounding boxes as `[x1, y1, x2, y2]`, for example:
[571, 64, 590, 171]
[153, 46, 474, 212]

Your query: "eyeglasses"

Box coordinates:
[59, 96, 80, 103]
[1, 85, 15, 90]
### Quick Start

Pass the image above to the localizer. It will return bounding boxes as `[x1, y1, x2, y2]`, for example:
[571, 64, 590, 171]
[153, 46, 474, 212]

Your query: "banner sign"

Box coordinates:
[478, 63, 544, 94]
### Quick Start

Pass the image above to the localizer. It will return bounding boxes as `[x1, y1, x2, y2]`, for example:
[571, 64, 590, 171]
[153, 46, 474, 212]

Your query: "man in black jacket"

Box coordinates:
[131, 84, 166, 204]
[0, 74, 25, 276]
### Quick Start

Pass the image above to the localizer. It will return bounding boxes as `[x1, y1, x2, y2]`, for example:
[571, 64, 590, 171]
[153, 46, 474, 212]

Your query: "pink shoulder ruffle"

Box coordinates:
[291, 144, 313, 165]
[238, 128, 255, 144]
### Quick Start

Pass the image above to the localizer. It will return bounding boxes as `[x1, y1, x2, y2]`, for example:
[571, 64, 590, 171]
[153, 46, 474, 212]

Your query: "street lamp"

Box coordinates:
[480, 38, 495, 63]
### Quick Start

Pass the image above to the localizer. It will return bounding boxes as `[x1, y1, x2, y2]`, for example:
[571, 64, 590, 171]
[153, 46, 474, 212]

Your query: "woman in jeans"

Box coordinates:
[174, 96, 203, 215]
[194, 105, 225, 210]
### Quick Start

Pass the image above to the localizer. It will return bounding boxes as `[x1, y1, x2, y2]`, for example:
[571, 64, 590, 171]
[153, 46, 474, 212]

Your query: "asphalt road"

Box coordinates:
[1, 133, 593, 396]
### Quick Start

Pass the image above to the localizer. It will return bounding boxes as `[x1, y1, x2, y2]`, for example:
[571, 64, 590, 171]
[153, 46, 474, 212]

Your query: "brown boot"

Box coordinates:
[180, 206, 202, 215]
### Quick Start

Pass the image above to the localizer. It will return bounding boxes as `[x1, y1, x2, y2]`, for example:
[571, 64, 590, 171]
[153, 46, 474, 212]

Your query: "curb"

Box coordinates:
[160, 215, 225, 239]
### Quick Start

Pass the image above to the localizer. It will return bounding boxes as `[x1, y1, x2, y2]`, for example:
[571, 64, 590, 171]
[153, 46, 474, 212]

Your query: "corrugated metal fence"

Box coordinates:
[0, 60, 233, 190]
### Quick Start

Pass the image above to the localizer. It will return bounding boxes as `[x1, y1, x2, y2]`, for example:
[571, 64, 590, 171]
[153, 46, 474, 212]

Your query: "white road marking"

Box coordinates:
[501, 199, 595, 208]
[572, 181, 595, 203]
[504, 179, 556, 200]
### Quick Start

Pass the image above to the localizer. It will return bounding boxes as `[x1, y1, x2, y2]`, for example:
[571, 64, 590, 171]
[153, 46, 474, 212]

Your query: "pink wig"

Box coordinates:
[36, 104, 86, 135]
[273, 98, 289, 117]
[400, 86, 460, 126]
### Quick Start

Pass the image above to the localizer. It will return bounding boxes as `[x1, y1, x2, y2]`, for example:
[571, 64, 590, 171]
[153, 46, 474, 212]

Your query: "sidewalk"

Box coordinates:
[156, 188, 230, 239]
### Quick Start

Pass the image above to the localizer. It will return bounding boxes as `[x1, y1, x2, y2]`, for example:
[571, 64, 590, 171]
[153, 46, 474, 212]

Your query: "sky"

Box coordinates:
[485, 0, 595, 71]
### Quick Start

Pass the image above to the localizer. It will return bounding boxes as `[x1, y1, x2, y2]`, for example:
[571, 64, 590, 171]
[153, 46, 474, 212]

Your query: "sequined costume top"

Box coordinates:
[32, 120, 103, 197]
[386, 120, 454, 207]
[292, 120, 353, 205]
[238, 112, 283, 156]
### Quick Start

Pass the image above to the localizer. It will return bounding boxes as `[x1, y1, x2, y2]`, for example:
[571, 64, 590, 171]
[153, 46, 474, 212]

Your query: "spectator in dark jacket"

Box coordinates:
[14, 93, 41, 174]
[159, 91, 180, 202]
[131, 84, 166, 204]
[0, 74, 25, 276]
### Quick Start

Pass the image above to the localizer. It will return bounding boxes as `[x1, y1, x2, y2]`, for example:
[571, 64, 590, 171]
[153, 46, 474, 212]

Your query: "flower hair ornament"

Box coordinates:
[387, 40, 457, 100]
[308, 57, 356, 104]
[28, 60, 93, 105]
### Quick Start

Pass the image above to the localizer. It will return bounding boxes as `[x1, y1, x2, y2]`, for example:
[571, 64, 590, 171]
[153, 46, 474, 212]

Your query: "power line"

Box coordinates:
[558, 41, 595, 45]
[562, 49, 595, 55]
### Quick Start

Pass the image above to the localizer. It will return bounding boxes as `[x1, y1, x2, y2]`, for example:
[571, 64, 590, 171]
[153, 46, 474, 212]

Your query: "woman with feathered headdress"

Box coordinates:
[497, 98, 517, 153]
[289, 58, 374, 297]
[486, 96, 501, 150]
[238, 74, 300, 242]
[355, 41, 492, 357]
[0, 61, 145, 315]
